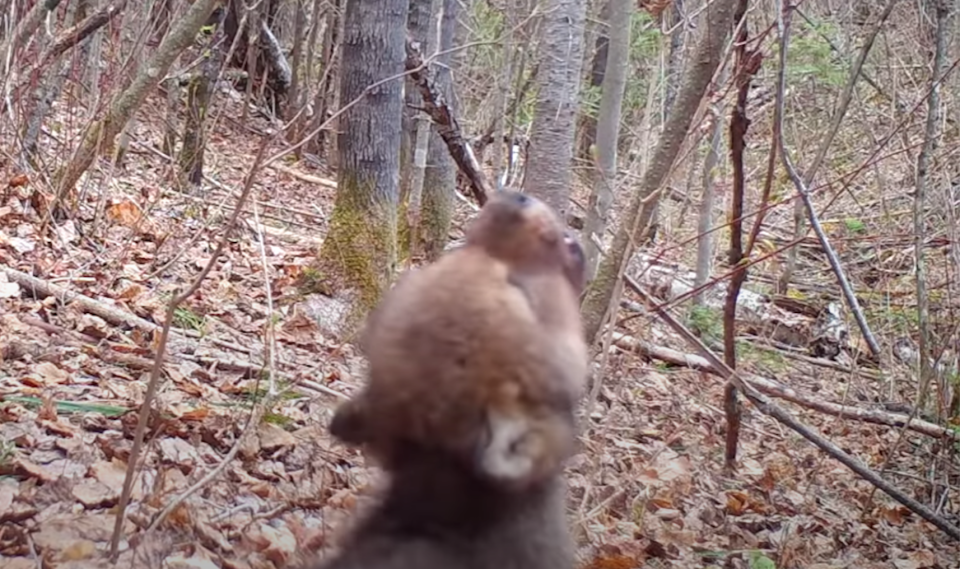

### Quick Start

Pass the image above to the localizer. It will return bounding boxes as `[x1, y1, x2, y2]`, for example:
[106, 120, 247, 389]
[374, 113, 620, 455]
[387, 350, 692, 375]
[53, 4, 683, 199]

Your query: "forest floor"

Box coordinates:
[0, 91, 958, 569]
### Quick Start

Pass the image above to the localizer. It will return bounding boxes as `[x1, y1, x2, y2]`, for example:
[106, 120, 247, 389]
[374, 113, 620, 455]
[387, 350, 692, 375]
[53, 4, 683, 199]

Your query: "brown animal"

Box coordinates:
[305, 442, 576, 569]
[331, 190, 588, 490]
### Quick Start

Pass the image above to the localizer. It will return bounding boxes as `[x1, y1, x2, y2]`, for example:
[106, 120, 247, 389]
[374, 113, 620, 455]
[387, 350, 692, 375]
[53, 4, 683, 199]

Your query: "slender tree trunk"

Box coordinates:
[581, 0, 739, 343]
[316, 0, 405, 336]
[400, 0, 432, 208]
[523, 0, 587, 217]
[402, 0, 438, 262]
[285, 0, 306, 141]
[663, 0, 685, 116]
[693, 76, 729, 305]
[419, 0, 458, 260]
[583, 0, 631, 281]
[577, 0, 612, 161]
[0, 0, 63, 66]
[178, 16, 225, 189]
[914, 0, 948, 415]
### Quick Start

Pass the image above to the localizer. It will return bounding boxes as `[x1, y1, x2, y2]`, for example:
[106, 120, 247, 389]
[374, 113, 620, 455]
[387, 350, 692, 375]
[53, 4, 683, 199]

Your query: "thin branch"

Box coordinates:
[775, 1, 882, 358]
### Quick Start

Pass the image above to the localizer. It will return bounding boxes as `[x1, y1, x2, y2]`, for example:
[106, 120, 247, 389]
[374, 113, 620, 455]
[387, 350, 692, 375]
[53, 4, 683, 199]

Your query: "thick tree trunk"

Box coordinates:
[316, 0, 406, 336]
[583, 0, 631, 281]
[581, 0, 739, 342]
[523, 0, 587, 218]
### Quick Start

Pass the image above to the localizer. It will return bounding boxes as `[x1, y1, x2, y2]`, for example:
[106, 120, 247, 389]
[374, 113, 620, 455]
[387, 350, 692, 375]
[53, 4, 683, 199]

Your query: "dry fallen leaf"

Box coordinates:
[34, 361, 70, 385]
[106, 199, 143, 227]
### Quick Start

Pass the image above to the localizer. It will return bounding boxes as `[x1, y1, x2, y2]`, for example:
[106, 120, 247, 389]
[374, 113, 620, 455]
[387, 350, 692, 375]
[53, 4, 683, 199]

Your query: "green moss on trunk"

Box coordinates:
[316, 174, 398, 336]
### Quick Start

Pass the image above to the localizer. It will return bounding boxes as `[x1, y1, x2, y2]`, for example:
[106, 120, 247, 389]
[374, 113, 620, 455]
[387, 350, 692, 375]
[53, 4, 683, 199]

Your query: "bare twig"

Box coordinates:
[721, 0, 755, 468]
[405, 37, 491, 205]
[1, 265, 163, 333]
[613, 332, 953, 440]
[774, 1, 882, 358]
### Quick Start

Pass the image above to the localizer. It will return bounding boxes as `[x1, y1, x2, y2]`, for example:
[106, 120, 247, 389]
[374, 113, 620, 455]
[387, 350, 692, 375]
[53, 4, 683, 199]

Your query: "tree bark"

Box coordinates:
[583, 0, 632, 280]
[419, 0, 459, 261]
[315, 0, 406, 336]
[523, 0, 587, 218]
[178, 15, 225, 189]
[581, 0, 739, 343]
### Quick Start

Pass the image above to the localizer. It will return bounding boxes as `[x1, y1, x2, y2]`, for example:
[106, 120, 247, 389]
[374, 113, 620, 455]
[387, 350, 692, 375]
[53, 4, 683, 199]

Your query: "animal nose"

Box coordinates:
[504, 191, 532, 207]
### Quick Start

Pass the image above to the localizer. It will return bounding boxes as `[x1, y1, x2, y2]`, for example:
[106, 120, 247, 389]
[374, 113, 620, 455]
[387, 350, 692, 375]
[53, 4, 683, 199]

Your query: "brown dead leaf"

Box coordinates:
[90, 459, 146, 500]
[584, 555, 638, 569]
[13, 457, 57, 483]
[259, 422, 296, 452]
[0, 558, 35, 569]
[116, 281, 145, 301]
[38, 392, 58, 420]
[726, 491, 749, 515]
[58, 539, 97, 561]
[165, 555, 221, 569]
[246, 522, 298, 565]
[33, 361, 70, 385]
[106, 199, 143, 227]
[877, 504, 909, 525]
[903, 549, 937, 568]
[7, 173, 28, 188]
[77, 314, 109, 339]
[180, 407, 210, 421]
[37, 418, 77, 437]
[71, 479, 117, 508]
[0, 482, 16, 517]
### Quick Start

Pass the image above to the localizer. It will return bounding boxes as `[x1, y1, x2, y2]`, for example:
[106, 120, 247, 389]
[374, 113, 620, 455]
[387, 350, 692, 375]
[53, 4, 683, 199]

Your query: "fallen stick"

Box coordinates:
[2, 265, 162, 333]
[612, 332, 954, 441]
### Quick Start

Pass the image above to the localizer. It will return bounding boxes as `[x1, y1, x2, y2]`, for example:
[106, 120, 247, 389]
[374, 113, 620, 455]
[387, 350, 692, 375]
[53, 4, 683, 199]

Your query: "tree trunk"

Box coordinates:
[400, 0, 433, 209]
[285, 0, 306, 142]
[315, 0, 406, 336]
[419, 0, 459, 260]
[52, 0, 223, 206]
[309, 0, 343, 157]
[577, 0, 612, 161]
[663, 0, 685, 116]
[21, 0, 78, 163]
[693, 77, 729, 305]
[523, 0, 587, 218]
[581, 0, 738, 343]
[0, 0, 63, 65]
[583, 0, 631, 281]
[178, 15, 226, 189]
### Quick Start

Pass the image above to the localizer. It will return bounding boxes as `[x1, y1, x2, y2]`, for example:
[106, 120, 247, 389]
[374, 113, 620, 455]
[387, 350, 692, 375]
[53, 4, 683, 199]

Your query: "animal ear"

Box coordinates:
[329, 396, 374, 446]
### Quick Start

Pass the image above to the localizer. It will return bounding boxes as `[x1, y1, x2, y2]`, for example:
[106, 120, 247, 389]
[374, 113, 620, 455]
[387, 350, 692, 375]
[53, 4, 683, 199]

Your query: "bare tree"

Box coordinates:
[52, 0, 223, 212]
[581, 0, 739, 342]
[583, 0, 632, 280]
[523, 0, 587, 217]
[178, 10, 226, 188]
[913, 0, 949, 415]
[314, 0, 406, 334]
[692, 77, 729, 305]
[418, 0, 459, 260]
